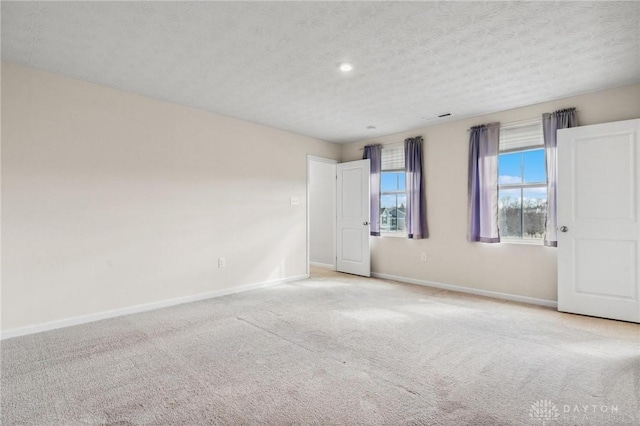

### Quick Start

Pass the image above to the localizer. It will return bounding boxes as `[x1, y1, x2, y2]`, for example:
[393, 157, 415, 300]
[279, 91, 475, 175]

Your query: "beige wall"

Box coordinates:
[342, 84, 640, 302]
[1, 62, 340, 331]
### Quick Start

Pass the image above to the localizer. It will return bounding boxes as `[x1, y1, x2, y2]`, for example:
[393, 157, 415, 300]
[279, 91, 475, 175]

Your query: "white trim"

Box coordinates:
[1, 274, 308, 340]
[500, 238, 544, 246]
[306, 155, 337, 276]
[371, 272, 557, 308]
[309, 262, 335, 270]
[380, 232, 407, 238]
[307, 155, 337, 165]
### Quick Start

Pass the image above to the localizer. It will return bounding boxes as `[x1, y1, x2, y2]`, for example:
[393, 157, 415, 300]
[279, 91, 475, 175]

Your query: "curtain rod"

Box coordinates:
[465, 117, 536, 132]
[466, 109, 580, 132]
[358, 141, 404, 151]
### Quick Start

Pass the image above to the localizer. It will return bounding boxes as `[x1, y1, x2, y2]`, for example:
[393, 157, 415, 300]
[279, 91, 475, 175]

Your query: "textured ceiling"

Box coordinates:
[2, 1, 639, 143]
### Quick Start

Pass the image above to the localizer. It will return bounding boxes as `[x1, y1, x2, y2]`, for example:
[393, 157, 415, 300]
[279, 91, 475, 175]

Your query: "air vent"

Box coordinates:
[421, 113, 453, 121]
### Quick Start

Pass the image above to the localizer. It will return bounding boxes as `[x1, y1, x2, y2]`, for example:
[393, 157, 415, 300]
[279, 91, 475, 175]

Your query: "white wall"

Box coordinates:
[341, 84, 640, 303]
[308, 158, 336, 268]
[1, 62, 341, 332]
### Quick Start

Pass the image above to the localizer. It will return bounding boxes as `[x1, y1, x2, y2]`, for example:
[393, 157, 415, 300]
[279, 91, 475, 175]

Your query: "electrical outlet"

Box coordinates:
[290, 196, 300, 205]
[218, 257, 226, 268]
[421, 252, 427, 262]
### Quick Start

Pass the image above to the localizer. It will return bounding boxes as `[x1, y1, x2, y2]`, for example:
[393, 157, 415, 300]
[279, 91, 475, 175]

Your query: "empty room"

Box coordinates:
[2, 1, 639, 425]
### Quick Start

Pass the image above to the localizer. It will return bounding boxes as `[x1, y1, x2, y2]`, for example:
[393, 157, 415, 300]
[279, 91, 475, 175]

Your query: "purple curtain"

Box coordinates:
[405, 137, 428, 239]
[468, 123, 500, 243]
[543, 108, 577, 247]
[363, 144, 382, 236]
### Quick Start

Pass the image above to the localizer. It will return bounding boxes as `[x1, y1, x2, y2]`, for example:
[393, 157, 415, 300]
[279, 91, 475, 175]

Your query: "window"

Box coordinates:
[380, 146, 406, 233]
[498, 120, 547, 242]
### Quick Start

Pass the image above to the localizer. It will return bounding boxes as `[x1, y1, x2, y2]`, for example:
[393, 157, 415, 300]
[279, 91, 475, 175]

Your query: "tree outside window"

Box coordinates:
[498, 148, 547, 240]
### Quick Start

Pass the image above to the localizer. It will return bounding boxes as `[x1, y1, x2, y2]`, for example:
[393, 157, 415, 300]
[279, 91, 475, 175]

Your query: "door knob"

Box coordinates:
[363, 221, 370, 226]
[560, 226, 569, 232]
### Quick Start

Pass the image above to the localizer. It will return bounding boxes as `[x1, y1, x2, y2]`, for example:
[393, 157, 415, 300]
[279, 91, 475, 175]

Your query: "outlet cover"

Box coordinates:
[290, 196, 300, 205]
[218, 257, 226, 268]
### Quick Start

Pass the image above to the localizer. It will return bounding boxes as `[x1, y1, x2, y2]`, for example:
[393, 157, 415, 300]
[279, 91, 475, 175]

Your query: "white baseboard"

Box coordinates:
[372, 272, 557, 309]
[1, 274, 309, 340]
[310, 262, 335, 270]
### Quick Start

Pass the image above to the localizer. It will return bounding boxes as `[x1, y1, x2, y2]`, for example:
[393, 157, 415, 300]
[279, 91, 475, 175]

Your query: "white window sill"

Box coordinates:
[379, 232, 407, 238]
[500, 238, 544, 246]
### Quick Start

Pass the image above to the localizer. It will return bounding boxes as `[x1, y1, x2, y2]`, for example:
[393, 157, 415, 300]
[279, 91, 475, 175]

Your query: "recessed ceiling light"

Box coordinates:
[339, 63, 353, 72]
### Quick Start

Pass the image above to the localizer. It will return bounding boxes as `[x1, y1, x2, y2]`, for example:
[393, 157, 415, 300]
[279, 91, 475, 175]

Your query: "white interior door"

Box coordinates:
[557, 119, 640, 323]
[337, 159, 371, 277]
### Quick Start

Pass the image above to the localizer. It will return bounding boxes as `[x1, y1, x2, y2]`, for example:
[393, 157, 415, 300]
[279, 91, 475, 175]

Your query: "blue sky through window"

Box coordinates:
[381, 172, 405, 192]
[523, 150, 545, 183]
[381, 172, 406, 209]
[499, 148, 546, 185]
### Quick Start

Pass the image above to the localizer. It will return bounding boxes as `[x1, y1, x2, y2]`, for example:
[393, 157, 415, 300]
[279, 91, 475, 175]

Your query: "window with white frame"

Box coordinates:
[380, 146, 406, 233]
[498, 120, 547, 242]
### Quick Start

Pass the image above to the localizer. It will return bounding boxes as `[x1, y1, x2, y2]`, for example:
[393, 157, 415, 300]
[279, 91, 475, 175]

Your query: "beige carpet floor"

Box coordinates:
[2, 268, 639, 425]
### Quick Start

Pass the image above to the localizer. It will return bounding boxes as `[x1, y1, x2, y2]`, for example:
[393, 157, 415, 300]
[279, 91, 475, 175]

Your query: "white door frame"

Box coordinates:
[306, 155, 337, 276]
